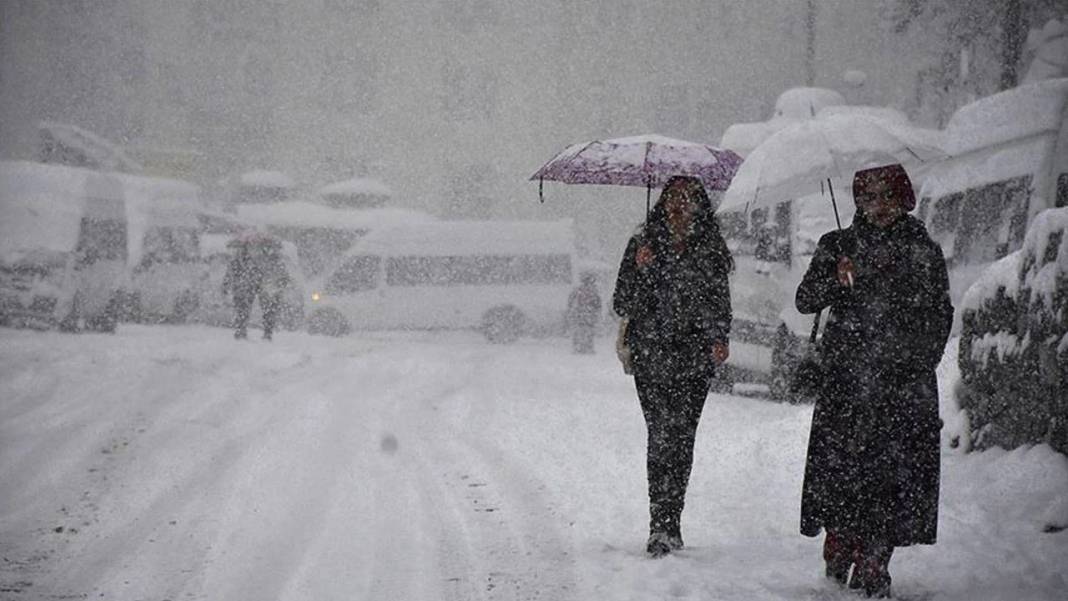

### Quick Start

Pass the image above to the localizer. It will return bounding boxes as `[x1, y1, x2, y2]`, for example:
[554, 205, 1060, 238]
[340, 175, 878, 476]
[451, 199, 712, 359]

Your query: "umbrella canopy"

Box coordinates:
[531, 134, 743, 193]
[719, 113, 946, 215]
[227, 229, 281, 249]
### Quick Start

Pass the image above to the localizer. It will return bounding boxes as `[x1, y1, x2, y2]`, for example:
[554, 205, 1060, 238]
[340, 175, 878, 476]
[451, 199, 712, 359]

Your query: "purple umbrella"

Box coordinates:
[531, 134, 744, 210]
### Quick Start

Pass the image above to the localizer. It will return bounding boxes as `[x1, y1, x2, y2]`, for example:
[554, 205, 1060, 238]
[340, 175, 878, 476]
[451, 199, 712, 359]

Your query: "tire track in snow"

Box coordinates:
[355, 345, 578, 601]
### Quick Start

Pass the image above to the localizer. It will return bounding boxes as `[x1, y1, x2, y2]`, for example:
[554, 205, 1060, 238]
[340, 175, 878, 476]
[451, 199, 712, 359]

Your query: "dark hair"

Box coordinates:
[853, 163, 916, 211]
[647, 176, 734, 273]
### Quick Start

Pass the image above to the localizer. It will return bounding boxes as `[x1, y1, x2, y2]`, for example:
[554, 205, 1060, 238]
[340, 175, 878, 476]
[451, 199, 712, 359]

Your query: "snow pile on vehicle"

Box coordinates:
[943, 79, 1068, 156]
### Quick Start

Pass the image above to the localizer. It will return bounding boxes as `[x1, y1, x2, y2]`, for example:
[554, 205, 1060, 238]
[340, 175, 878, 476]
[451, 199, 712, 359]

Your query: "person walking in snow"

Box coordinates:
[222, 234, 291, 341]
[796, 164, 953, 598]
[612, 175, 733, 558]
[566, 272, 602, 354]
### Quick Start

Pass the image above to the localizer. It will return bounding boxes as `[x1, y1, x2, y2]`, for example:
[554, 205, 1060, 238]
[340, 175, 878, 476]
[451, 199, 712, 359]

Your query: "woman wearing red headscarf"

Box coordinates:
[795, 164, 953, 597]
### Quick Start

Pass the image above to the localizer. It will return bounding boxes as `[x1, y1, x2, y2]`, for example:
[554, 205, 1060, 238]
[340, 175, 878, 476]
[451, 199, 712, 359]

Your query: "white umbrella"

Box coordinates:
[719, 113, 947, 224]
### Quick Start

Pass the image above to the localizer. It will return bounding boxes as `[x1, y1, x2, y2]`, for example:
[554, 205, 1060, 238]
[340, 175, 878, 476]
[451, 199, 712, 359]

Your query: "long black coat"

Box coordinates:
[797, 214, 952, 546]
[613, 217, 732, 379]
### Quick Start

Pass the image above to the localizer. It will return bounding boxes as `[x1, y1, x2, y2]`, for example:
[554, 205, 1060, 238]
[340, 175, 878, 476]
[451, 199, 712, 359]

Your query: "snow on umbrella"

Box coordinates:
[531, 134, 743, 211]
[719, 113, 947, 226]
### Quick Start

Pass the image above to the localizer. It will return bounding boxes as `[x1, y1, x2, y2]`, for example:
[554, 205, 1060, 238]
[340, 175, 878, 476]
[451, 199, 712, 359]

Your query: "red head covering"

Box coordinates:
[852, 163, 916, 212]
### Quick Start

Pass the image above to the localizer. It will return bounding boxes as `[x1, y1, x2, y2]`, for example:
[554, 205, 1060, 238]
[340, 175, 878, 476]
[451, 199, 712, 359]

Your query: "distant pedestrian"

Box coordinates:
[222, 233, 291, 340]
[795, 164, 952, 598]
[612, 175, 733, 558]
[566, 272, 602, 354]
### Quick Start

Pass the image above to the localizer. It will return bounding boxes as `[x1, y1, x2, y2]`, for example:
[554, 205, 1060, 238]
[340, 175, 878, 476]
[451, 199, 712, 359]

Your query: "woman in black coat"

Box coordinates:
[796, 164, 953, 597]
[612, 175, 733, 558]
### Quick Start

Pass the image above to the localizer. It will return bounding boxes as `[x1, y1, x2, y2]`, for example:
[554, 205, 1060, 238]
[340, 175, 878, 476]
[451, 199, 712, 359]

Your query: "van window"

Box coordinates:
[76, 217, 127, 267]
[269, 225, 360, 277]
[386, 254, 572, 287]
[722, 201, 791, 264]
[140, 226, 200, 266]
[953, 176, 1030, 264]
[930, 193, 962, 238]
[325, 255, 380, 293]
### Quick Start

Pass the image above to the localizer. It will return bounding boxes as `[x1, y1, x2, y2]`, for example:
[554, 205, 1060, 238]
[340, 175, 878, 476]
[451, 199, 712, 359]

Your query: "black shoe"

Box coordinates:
[863, 574, 891, 598]
[646, 532, 672, 558]
[826, 561, 851, 586]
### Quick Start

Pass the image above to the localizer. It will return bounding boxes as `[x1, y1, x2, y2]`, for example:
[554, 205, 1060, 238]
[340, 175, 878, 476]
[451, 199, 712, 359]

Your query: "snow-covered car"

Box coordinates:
[0, 161, 128, 332]
[306, 219, 578, 342]
[957, 207, 1067, 454]
[193, 234, 306, 331]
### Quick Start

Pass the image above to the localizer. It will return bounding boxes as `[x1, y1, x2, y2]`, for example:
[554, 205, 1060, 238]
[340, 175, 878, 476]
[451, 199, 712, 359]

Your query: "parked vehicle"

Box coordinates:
[719, 191, 857, 399]
[306, 220, 578, 342]
[0, 161, 127, 332]
[235, 200, 436, 278]
[957, 207, 1067, 454]
[122, 175, 207, 324]
[193, 234, 306, 331]
[916, 78, 1068, 321]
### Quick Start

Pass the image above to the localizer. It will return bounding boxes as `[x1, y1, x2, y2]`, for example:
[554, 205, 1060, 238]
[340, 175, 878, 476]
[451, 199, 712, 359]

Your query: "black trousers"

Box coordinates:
[634, 362, 712, 536]
[233, 290, 281, 336]
[571, 324, 595, 354]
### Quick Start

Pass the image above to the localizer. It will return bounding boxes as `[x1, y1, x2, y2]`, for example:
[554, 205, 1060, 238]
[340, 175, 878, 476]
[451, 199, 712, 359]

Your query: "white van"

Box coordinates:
[0, 161, 127, 331]
[306, 220, 578, 342]
[917, 78, 1068, 319]
[123, 174, 207, 323]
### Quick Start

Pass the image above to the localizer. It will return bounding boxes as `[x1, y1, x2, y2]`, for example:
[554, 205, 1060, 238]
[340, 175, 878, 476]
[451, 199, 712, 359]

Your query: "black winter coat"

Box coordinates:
[797, 214, 952, 546]
[613, 219, 732, 379]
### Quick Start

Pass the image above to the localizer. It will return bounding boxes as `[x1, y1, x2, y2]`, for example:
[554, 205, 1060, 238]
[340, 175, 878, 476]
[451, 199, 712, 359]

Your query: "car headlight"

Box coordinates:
[311, 291, 320, 302]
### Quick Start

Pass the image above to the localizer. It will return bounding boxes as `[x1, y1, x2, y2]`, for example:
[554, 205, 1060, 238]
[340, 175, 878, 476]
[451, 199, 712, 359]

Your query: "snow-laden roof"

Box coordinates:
[38, 121, 143, 173]
[944, 79, 1068, 155]
[319, 177, 393, 198]
[817, 105, 909, 124]
[239, 170, 295, 189]
[772, 87, 846, 120]
[961, 207, 1068, 312]
[235, 201, 435, 230]
[920, 135, 1054, 200]
[1, 160, 205, 267]
[348, 219, 575, 258]
[0, 161, 88, 261]
[719, 118, 796, 157]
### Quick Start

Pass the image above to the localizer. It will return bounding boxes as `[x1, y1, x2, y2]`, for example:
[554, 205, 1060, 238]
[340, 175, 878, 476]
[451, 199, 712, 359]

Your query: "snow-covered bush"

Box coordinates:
[958, 207, 1068, 454]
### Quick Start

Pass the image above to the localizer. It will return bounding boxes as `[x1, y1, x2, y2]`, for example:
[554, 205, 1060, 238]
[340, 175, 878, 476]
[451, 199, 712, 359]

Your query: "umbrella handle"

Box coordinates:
[539, 177, 544, 203]
[828, 178, 842, 230]
[645, 176, 651, 220]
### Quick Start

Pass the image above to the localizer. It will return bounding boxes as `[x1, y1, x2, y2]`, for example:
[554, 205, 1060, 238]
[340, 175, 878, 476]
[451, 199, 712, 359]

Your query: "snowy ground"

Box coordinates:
[0, 326, 1065, 601]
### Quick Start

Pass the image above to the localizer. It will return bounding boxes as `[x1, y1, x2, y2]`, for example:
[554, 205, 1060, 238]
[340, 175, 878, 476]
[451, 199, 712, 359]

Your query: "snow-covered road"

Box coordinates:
[1, 326, 1065, 601]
